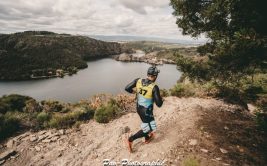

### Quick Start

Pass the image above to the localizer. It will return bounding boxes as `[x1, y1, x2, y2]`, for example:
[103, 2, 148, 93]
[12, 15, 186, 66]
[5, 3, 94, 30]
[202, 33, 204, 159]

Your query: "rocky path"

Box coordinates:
[0, 97, 266, 166]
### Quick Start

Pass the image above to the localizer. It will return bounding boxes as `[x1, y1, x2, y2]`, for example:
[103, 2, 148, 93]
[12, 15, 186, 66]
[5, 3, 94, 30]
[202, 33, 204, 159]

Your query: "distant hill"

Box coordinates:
[0, 31, 122, 80]
[89, 35, 206, 45]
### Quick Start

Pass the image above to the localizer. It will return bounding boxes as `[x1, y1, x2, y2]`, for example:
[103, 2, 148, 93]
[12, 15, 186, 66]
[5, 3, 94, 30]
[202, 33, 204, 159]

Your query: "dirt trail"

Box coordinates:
[1, 97, 266, 166]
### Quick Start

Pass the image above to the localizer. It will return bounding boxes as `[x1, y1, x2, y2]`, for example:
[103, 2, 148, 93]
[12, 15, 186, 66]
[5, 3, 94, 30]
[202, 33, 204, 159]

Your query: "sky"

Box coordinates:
[0, 0, 205, 41]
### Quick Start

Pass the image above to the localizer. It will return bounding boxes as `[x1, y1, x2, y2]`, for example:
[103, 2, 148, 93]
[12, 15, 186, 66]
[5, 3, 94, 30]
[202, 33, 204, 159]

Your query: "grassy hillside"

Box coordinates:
[0, 94, 132, 141]
[120, 41, 199, 62]
[122, 41, 198, 52]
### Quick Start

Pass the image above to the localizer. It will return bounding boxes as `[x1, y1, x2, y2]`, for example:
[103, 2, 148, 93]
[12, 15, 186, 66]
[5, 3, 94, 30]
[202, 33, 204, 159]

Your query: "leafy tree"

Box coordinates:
[170, 0, 267, 87]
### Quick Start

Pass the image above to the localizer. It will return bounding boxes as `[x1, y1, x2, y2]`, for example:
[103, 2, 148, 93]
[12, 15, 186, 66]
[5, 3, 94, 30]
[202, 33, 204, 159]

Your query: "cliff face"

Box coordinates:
[0, 31, 122, 80]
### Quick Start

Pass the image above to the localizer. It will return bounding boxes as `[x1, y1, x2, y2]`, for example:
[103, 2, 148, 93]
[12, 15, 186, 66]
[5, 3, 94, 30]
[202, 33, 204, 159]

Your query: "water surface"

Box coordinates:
[0, 58, 181, 102]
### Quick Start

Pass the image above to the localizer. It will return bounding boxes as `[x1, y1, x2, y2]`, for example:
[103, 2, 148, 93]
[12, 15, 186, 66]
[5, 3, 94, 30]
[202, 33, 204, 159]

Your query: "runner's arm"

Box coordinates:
[152, 85, 163, 107]
[125, 78, 140, 93]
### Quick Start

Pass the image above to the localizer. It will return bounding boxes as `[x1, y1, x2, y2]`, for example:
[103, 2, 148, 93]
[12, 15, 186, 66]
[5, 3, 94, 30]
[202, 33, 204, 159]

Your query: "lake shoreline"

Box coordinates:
[0, 54, 176, 82]
[112, 51, 176, 65]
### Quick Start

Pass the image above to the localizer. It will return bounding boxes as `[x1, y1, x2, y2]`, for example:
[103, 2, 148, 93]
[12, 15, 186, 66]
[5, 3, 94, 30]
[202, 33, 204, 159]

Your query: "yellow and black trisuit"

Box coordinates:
[125, 77, 163, 142]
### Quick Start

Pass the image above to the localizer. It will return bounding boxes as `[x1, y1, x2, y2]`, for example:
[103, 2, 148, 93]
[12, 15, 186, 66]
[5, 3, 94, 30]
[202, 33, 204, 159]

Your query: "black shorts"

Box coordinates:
[136, 104, 155, 123]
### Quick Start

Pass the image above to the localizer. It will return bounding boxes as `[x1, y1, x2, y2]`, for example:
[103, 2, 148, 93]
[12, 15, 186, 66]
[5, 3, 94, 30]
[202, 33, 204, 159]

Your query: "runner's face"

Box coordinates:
[148, 75, 157, 82]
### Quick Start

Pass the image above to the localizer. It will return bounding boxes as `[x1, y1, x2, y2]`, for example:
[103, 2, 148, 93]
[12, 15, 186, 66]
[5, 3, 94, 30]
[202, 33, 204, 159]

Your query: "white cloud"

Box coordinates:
[0, 0, 205, 41]
[114, 0, 169, 14]
[115, 16, 134, 27]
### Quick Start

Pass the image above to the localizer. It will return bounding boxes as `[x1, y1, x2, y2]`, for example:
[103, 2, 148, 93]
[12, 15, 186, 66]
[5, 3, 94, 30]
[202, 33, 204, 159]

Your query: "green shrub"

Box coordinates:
[0, 102, 9, 114]
[177, 73, 186, 83]
[160, 89, 169, 97]
[0, 113, 20, 141]
[255, 95, 267, 112]
[75, 105, 95, 121]
[94, 99, 121, 123]
[37, 112, 51, 127]
[60, 107, 71, 113]
[169, 83, 196, 97]
[48, 113, 75, 129]
[48, 106, 94, 128]
[201, 82, 216, 94]
[0, 94, 32, 114]
[24, 99, 42, 113]
[94, 106, 110, 123]
[41, 100, 64, 112]
[255, 112, 267, 132]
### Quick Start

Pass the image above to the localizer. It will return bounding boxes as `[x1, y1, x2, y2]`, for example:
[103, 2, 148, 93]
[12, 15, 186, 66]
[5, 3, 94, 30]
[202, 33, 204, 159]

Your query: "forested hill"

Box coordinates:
[0, 31, 122, 80]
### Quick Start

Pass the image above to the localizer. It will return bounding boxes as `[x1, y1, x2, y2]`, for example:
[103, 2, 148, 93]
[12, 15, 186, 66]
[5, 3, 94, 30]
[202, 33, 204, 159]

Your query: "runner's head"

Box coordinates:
[147, 66, 160, 82]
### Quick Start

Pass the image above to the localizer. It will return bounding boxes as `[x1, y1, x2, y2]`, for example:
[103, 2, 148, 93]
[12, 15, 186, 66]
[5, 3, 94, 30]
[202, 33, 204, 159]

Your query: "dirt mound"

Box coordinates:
[1, 97, 266, 166]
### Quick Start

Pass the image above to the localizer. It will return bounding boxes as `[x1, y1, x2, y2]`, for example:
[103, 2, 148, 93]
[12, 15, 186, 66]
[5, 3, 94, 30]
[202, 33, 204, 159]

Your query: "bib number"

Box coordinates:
[139, 88, 148, 96]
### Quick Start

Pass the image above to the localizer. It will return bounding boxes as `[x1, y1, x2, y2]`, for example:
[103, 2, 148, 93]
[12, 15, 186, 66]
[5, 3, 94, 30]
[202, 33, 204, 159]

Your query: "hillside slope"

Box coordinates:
[1, 97, 266, 166]
[0, 31, 122, 80]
